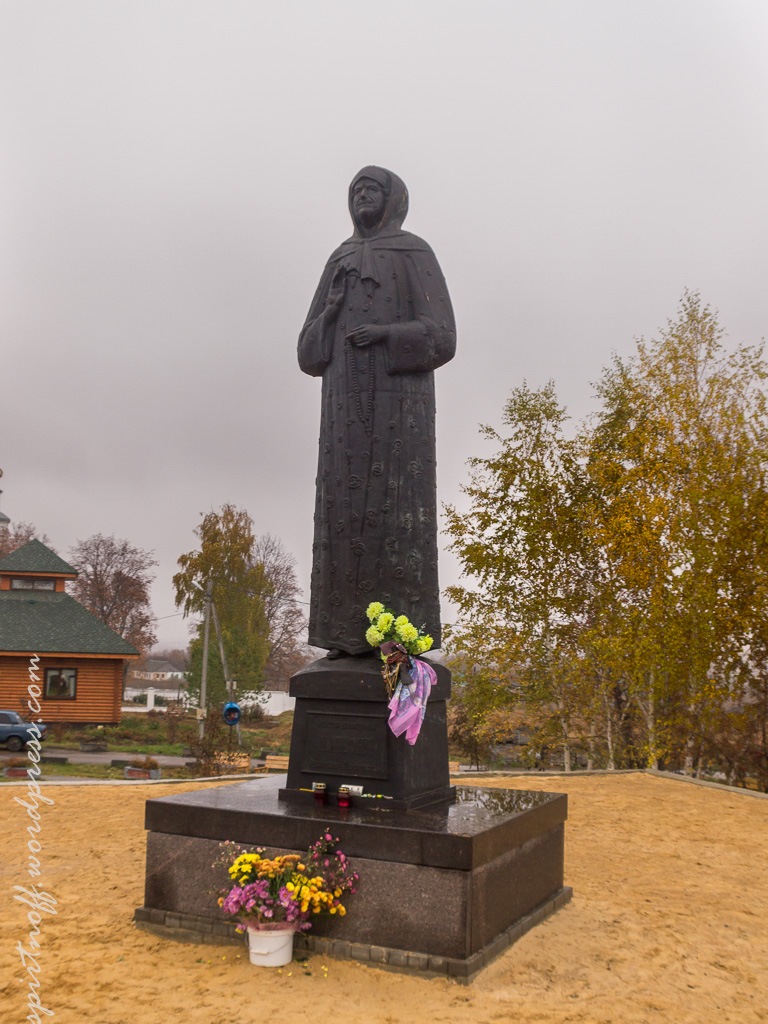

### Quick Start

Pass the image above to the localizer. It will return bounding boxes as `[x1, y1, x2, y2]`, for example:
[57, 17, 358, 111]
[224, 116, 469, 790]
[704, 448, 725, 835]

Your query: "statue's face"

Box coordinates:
[351, 177, 386, 227]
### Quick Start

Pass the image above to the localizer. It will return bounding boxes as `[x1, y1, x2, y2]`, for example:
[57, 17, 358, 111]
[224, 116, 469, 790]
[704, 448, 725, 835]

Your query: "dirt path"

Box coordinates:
[2, 774, 766, 1024]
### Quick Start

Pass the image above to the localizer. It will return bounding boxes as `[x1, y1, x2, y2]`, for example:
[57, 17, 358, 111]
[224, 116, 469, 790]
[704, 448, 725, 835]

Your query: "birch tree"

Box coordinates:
[445, 381, 596, 770]
[585, 292, 768, 769]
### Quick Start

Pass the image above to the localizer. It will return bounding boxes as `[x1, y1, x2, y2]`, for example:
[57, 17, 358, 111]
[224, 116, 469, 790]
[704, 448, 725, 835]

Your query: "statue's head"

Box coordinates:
[348, 166, 408, 236]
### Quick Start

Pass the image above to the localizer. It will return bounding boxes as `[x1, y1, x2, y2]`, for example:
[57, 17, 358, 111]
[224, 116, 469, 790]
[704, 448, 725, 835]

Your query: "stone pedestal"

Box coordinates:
[136, 775, 570, 980]
[283, 653, 454, 808]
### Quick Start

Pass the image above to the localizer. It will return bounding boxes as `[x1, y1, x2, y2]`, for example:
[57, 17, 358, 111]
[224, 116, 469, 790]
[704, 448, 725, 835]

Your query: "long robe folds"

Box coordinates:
[299, 167, 456, 654]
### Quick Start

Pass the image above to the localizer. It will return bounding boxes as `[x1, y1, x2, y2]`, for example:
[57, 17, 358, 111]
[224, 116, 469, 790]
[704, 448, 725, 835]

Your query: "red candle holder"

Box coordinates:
[337, 786, 351, 808]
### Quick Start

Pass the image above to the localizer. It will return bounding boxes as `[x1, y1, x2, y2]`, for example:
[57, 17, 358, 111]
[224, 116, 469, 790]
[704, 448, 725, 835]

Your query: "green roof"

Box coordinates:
[0, 539, 78, 576]
[0, 591, 138, 656]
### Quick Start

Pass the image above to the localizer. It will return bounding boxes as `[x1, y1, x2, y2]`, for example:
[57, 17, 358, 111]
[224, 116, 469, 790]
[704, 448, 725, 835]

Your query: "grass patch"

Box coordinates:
[96, 741, 189, 756]
[44, 711, 295, 758]
[1, 763, 125, 781]
[239, 712, 294, 756]
[0, 763, 235, 782]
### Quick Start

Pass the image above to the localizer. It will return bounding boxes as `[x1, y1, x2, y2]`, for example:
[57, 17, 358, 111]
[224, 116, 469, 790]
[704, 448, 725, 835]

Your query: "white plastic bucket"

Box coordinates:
[246, 926, 295, 967]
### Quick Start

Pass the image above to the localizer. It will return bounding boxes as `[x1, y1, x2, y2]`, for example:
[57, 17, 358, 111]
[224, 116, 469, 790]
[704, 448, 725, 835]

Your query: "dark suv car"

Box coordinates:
[0, 710, 47, 752]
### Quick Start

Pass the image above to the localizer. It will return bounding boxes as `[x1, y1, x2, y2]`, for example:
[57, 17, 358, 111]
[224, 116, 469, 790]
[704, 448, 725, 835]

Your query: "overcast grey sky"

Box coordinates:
[2, 0, 767, 649]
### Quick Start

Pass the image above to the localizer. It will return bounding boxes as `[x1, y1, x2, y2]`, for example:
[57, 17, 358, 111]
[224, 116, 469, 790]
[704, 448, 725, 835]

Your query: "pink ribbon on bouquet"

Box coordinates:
[387, 657, 436, 745]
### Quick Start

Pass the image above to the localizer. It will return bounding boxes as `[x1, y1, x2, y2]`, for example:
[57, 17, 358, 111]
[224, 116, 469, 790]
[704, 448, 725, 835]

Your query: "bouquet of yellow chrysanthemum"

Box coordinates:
[216, 833, 358, 932]
[364, 602, 433, 657]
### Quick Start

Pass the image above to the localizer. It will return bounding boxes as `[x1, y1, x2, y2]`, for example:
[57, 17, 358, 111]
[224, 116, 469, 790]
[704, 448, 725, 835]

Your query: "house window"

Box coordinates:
[10, 578, 56, 590]
[44, 668, 77, 700]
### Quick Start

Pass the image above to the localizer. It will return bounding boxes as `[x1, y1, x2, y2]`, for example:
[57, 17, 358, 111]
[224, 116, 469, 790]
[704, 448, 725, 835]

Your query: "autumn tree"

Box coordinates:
[445, 654, 525, 768]
[445, 381, 598, 770]
[252, 534, 308, 688]
[446, 293, 768, 781]
[584, 292, 768, 771]
[68, 534, 158, 652]
[173, 507, 306, 706]
[174, 505, 270, 707]
[0, 521, 53, 557]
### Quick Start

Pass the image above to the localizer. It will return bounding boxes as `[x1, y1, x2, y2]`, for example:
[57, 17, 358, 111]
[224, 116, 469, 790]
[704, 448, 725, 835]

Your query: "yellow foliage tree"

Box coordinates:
[446, 293, 768, 779]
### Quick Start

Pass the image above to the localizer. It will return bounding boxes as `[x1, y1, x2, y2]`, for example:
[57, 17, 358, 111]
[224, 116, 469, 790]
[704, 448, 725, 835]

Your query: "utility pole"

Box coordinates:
[211, 600, 241, 745]
[198, 580, 212, 740]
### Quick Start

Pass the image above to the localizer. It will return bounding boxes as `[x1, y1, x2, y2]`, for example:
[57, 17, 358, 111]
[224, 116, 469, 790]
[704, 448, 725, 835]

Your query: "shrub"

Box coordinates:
[130, 755, 159, 770]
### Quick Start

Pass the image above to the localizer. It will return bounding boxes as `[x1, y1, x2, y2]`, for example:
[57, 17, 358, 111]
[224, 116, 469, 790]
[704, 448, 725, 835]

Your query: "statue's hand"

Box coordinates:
[346, 324, 387, 347]
[324, 267, 346, 318]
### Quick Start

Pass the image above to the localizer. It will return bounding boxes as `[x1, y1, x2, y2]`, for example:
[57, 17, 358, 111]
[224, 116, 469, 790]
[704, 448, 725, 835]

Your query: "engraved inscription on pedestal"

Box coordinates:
[300, 712, 388, 778]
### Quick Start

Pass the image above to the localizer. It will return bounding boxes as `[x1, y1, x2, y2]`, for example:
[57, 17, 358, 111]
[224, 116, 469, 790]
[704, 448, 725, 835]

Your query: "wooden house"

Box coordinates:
[0, 539, 139, 724]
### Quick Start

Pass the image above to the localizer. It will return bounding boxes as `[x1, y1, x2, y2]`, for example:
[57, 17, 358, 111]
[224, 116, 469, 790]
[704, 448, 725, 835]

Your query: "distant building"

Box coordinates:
[129, 659, 187, 688]
[0, 539, 139, 724]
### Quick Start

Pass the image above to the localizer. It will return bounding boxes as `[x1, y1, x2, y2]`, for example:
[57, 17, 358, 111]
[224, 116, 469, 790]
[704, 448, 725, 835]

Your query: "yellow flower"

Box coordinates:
[366, 626, 384, 647]
[394, 615, 409, 628]
[396, 623, 418, 644]
[366, 602, 385, 622]
[376, 612, 394, 633]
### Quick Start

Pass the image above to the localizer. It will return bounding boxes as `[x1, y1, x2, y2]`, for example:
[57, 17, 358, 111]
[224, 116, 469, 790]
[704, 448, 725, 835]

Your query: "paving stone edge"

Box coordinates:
[134, 887, 573, 983]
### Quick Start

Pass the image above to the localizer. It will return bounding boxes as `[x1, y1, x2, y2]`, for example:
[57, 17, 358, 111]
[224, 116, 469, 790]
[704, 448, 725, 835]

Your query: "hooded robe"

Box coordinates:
[298, 167, 456, 654]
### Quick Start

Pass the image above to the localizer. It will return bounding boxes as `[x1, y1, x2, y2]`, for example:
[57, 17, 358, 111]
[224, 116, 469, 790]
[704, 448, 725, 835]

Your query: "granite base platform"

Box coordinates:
[138, 775, 569, 978]
[135, 886, 573, 981]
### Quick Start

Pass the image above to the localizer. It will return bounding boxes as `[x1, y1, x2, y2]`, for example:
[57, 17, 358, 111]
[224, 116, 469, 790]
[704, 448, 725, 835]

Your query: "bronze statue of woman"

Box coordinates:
[299, 166, 456, 656]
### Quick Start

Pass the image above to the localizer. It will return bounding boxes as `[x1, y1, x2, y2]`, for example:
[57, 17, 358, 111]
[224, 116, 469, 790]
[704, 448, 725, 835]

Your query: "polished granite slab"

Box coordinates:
[142, 775, 569, 967]
[144, 774, 567, 870]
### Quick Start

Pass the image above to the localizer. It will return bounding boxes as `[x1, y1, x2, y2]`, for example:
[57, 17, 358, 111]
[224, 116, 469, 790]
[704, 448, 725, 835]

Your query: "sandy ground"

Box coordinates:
[2, 773, 767, 1024]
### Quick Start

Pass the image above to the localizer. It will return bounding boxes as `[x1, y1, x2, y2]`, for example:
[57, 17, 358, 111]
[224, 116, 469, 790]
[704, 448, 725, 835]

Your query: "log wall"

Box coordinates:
[0, 654, 125, 723]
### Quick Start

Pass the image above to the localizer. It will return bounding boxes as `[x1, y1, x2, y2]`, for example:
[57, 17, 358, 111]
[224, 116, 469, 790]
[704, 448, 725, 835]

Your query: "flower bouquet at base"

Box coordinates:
[364, 601, 437, 745]
[217, 832, 358, 935]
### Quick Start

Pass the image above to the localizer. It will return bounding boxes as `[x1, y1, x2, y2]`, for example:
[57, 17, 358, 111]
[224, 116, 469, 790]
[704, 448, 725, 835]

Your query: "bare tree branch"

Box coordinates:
[69, 534, 158, 653]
